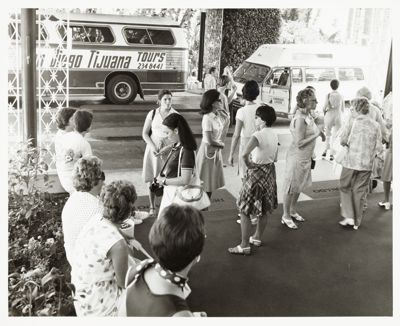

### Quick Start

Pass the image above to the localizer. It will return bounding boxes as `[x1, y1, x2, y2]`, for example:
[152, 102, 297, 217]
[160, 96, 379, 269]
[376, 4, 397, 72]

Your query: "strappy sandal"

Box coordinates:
[281, 216, 298, 229]
[249, 236, 262, 247]
[290, 212, 305, 222]
[228, 245, 251, 256]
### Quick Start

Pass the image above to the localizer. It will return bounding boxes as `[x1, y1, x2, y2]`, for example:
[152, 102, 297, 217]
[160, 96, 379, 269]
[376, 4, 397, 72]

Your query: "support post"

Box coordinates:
[197, 11, 206, 84]
[21, 8, 37, 147]
[384, 42, 392, 97]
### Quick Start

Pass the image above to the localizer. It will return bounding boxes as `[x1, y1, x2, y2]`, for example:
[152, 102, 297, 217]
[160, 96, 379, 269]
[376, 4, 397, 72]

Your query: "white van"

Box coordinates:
[232, 44, 370, 118]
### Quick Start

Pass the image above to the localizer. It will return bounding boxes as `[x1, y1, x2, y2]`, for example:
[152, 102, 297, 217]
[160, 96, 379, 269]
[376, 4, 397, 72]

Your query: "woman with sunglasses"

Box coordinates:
[196, 89, 226, 199]
[281, 88, 326, 229]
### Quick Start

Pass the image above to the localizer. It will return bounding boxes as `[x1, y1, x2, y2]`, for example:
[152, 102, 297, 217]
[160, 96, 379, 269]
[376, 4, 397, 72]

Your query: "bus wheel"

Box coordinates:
[106, 75, 137, 104]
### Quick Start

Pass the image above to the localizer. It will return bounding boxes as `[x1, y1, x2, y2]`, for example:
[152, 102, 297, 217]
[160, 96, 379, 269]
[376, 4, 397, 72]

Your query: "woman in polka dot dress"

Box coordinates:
[70, 180, 137, 316]
[119, 204, 207, 317]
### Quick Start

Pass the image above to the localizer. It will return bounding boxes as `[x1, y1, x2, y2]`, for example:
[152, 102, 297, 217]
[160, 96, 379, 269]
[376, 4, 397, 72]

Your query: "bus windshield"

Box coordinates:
[233, 62, 270, 84]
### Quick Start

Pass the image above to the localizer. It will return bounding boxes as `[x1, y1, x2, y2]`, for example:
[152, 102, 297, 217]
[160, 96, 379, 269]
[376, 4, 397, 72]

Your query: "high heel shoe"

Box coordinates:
[281, 216, 298, 229]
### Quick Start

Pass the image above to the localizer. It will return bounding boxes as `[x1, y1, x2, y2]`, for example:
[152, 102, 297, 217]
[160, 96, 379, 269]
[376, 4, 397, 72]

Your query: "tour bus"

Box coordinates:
[8, 13, 189, 104]
[232, 44, 370, 118]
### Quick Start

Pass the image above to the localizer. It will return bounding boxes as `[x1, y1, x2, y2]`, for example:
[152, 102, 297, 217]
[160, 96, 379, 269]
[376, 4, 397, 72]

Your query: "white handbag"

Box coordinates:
[172, 149, 211, 211]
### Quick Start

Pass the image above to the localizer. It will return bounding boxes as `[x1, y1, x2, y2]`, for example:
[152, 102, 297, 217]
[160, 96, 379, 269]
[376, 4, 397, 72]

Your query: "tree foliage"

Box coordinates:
[220, 9, 281, 73]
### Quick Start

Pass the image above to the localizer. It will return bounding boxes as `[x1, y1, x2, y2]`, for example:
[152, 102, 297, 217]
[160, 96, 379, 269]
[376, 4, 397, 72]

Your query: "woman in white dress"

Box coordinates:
[197, 89, 225, 199]
[142, 90, 179, 217]
[228, 80, 260, 179]
[57, 110, 93, 193]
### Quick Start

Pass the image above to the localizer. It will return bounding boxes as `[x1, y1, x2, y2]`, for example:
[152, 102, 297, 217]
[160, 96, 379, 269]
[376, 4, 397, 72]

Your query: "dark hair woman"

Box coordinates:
[229, 105, 279, 255]
[142, 89, 179, 217]
[121, 204, 207, 316]
[228, 80, 260, 179]
[155, 113, 197, 217]
[197, 89, 226, 199]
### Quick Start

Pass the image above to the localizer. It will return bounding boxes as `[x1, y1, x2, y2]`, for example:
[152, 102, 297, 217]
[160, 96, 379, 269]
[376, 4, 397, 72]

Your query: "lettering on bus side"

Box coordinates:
[39, 49, 167, 70]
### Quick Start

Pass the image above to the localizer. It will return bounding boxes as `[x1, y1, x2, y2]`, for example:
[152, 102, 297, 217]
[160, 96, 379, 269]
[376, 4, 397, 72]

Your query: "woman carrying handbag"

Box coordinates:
[142, 89, 179, 217]
[155, 113, 198, 218]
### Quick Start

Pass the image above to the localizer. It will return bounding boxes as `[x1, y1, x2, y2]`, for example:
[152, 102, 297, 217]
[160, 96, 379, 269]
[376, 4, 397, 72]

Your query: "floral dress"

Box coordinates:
[70, 215, 124, 316]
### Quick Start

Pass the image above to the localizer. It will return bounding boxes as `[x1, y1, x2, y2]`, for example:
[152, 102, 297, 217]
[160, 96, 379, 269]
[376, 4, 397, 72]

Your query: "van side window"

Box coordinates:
[267, 68, 290, 87]
[305, 68, 336, 82]
[291, 68, 303, 83]
[59, 25, 114, 43]
[338, 68, 364, 81]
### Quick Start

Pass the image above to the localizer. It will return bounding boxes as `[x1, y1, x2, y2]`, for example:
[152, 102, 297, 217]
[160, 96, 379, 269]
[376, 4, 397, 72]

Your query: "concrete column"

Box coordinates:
[21, 8, 37, 147]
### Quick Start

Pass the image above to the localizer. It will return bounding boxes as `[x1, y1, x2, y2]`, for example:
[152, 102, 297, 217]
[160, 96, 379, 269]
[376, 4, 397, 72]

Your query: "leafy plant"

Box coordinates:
[8, 140, 75, 316]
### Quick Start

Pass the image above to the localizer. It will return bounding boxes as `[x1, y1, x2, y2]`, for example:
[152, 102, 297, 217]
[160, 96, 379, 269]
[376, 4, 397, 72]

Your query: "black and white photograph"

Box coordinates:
[2, 0, 398, 321]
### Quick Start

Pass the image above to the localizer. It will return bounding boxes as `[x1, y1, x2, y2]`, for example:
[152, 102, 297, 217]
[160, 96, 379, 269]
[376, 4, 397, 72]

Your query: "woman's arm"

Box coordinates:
[107, 239, 129, 289]
[293, 118, 324, 149]
[228, 119, 243, 165]
[226, 83, 237, 104]
[242, 136, 259, 169]
[157, 168, 192, 186]
[142, 112, 158, 152]
[204, 131, 224, 148]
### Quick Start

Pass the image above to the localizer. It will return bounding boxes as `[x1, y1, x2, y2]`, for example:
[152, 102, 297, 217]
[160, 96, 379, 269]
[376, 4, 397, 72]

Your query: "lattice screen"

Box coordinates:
[8, 12, 23, 144]
[37, 10, 69, 171]
[8, 10, 70, 172]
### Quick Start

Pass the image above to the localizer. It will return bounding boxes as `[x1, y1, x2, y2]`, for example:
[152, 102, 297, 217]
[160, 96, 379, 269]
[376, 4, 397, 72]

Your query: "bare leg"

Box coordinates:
[283, 193, 292, 218]
[252, 214, 268, 241]
[383, 181, 391, 203]
[289, 192, 301, 215]
[240, 213, 251, 248]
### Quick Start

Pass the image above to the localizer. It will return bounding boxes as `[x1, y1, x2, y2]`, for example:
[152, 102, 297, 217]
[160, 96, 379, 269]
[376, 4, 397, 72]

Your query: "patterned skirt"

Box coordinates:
[237, 163, 278, 217]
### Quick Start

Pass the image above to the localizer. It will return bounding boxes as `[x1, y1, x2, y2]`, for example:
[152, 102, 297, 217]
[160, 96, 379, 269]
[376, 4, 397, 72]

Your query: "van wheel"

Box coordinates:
[106, 75, 137, 104]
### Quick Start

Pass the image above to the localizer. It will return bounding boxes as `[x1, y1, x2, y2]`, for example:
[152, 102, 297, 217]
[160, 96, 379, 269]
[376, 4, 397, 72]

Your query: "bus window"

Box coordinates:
[338, 67, 364, 81]
[125, 28, 152, 44]
[148, 29, 174, 45]
[305, 67, 336, 82]
[60, 25, 114, 43]
[291, 68, 303, 83]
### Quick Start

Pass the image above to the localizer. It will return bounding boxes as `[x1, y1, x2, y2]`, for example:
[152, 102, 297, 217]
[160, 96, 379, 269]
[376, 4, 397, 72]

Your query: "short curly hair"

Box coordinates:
[100, 180, 137, 224]
[351, 97, 370, 115]
[72, 156, 103, 192]
[296, 88, 315, 108]
[56, 107, 76, 130]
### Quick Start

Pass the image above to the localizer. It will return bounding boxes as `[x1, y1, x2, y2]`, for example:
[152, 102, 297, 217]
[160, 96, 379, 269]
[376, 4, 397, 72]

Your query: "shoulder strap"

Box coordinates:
[151, 109, 156, 120]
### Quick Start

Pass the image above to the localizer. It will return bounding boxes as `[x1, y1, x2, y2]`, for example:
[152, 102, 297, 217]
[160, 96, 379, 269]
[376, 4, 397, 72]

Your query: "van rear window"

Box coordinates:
[338, 68, 364, 81]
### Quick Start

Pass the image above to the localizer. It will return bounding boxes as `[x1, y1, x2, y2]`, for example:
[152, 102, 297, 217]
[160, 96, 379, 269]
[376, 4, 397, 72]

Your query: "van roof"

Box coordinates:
[247, 44, 370, 67]
[50, 13, 181, 27]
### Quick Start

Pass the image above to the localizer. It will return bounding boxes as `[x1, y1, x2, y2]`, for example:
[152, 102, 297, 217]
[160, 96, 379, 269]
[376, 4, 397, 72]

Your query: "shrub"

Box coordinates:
[220, 9, 281, 73]
[8, 140, 75, 316]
